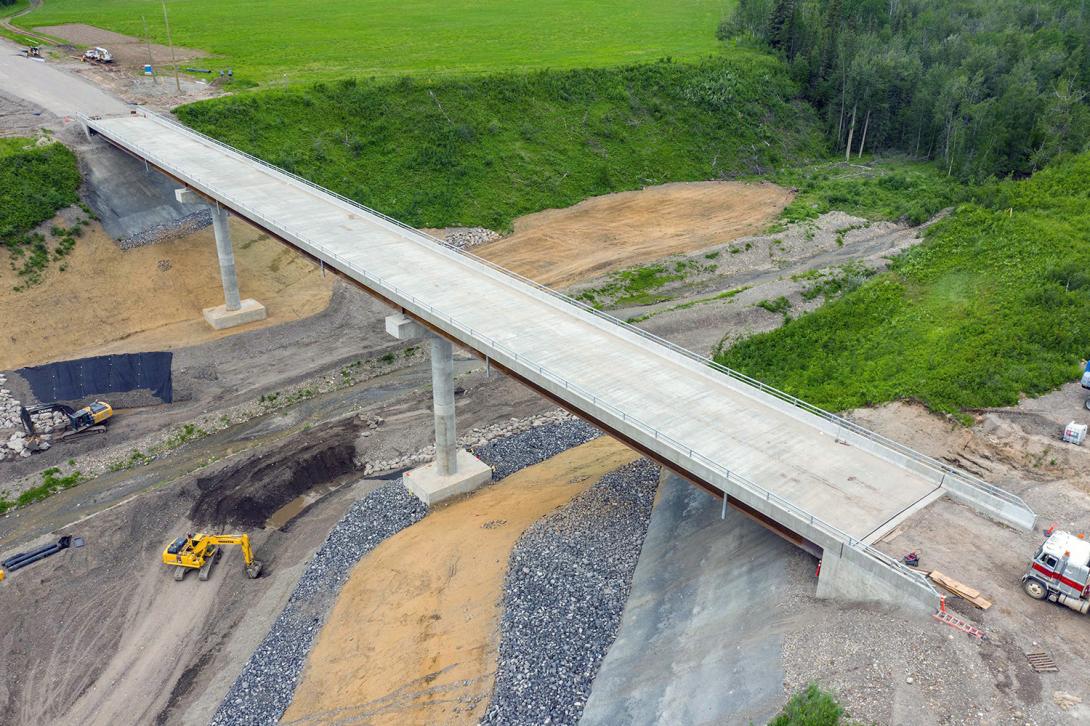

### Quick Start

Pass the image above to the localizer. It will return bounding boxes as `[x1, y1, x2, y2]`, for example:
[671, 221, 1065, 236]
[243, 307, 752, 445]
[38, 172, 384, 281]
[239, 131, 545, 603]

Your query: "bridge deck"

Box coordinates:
[87, 113, 963, 549]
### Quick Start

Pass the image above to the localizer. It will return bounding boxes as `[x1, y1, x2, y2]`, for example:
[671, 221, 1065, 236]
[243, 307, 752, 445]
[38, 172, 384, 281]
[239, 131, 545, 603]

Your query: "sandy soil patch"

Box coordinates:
[282, 436, 640, 725]
[474, 181, 792, 288]
[37, 23, 207, 67]
[0, 216, 333, 369]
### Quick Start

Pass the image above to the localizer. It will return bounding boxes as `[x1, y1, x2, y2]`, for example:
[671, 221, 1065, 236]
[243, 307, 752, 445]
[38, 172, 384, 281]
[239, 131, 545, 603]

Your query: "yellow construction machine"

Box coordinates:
[162, 533, 263, 581]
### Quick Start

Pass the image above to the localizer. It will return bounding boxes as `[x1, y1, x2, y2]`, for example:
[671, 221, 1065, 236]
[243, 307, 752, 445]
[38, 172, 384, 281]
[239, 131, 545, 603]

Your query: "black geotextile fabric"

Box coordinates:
[17, 352, 173, 404]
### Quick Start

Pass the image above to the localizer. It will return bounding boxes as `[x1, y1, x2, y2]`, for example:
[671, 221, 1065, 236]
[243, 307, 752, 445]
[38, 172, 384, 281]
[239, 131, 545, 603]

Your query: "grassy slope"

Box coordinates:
[0, 138, 80, 243]
[21, 0, 730, 84]
[769, 159, 969, 226]
[177, 56, 823, 230]
[717, 152, 1090, 415]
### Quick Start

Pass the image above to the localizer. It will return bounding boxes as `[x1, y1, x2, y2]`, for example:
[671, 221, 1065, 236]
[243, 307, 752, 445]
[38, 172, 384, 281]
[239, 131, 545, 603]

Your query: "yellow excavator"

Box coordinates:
[162, 533, 263, 581]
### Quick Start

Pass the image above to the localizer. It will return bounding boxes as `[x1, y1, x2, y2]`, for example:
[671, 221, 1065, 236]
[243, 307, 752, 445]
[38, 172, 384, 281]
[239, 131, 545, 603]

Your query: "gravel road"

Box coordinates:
[481, 458, 660, 725]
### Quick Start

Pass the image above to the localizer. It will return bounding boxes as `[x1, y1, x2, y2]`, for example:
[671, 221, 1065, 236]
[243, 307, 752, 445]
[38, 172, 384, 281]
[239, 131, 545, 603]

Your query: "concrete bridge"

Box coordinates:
[83, 111, 1035, 612]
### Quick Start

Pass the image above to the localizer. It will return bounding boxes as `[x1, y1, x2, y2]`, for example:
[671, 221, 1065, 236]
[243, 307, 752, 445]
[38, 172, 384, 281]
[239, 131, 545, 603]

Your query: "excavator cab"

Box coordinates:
[71, 401, 112, 431]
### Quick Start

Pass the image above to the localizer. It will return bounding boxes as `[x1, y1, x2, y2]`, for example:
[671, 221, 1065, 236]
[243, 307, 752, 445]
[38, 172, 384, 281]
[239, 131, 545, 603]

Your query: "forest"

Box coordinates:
[722, 0, 1090, 180]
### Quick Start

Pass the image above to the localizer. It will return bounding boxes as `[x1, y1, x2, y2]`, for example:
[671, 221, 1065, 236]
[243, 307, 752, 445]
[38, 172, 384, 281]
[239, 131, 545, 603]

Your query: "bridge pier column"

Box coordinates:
[384, 313, 492, 505]
[174, 188, 267, 330]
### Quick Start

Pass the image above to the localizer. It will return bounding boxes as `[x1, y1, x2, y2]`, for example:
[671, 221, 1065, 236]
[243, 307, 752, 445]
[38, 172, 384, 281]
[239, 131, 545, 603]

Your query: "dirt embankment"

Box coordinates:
[0, 415, 373, 726]
[0, 215, 333, 370]
[282, 437, 640, 725]
[186, 419, 361, 529]
[475, 181, 791, 288]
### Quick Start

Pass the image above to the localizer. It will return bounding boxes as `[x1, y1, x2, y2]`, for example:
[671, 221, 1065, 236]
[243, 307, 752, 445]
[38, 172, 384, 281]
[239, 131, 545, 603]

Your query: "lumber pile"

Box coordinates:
[928, 570, 992, 609]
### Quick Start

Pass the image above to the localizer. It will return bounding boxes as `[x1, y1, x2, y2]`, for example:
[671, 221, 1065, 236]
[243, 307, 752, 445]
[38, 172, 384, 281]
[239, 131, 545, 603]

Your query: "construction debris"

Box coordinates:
[1025, 651, 1058, 673]
[928, 570, 992, 609]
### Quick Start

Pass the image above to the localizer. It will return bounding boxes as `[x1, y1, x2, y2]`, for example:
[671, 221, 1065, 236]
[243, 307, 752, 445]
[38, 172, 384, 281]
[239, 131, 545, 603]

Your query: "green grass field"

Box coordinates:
[177, 56, 822, 230]
[717, 151, 1090, 416]
[20, 0, 732, 84]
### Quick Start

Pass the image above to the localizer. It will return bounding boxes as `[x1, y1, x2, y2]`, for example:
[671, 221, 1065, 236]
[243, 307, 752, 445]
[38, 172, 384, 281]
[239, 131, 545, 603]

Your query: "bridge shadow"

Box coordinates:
[582, 472, 812, 724]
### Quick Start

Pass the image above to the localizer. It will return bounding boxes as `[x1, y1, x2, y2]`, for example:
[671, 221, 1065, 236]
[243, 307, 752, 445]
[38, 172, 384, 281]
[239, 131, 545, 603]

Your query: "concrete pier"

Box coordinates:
[174, 188, 266, 330]
[430, 337, 458, 475]
[385, 313, 492, 504]
[211, 205, 241, 311]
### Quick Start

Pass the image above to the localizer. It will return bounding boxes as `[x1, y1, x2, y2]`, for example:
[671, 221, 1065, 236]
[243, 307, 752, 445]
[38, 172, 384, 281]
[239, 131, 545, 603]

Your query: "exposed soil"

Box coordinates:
[789, 400, 1090, 724]
[0, 420, 372, 726]
[474, 181, 792, 288]
[186, 419, 360, 529]
[0, 364, 559, 726]
[617, 211, 929, 355]
[0, 214, 333, 370]
[282, 437, 639, 725]
[37, 24, 207, 68]
[0, 90, 50, 137]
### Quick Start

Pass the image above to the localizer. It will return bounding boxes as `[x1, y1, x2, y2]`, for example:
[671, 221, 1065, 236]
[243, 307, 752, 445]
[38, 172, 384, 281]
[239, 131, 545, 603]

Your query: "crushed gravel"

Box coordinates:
[209, 482, 427, 726]
[211, 416, 630, 725]
[474, 418, 601, 480]
[481, 457, 660, 725]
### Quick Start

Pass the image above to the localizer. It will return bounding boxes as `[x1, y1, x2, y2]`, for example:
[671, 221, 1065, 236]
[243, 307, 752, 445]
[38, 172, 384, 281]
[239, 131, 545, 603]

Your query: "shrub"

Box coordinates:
[770, 684, 845, 726]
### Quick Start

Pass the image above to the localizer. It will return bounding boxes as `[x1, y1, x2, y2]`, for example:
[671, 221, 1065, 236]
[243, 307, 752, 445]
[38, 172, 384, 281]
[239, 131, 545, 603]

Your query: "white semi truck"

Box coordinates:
[1022, 530, 1090, 614]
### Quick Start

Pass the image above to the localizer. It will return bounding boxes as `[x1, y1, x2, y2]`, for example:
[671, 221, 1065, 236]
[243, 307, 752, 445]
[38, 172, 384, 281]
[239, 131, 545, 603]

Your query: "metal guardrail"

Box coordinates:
[87, 111, 960, 601]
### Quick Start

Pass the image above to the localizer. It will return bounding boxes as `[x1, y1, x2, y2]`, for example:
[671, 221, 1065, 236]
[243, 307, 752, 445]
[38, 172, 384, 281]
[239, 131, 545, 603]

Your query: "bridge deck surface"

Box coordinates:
[90, 114, 942, 544]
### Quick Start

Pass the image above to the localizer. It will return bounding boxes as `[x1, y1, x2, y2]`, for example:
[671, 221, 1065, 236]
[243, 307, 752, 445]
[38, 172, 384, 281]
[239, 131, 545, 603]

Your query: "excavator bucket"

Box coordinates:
[245, 560, 263, 579]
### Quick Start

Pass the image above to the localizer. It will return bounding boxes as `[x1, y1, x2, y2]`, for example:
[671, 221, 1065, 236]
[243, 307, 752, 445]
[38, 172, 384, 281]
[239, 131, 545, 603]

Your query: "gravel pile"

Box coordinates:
[481, 458, 660, 725]
[434, 226, 500, 250]
[474, 418, 601, 481]
[359, 409, 578, 476]
[117, 209, 212, 249]
[209, 482, 427, 726]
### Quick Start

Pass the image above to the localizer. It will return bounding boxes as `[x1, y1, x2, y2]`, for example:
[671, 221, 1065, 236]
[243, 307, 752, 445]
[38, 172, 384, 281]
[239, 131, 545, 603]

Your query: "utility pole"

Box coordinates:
[142, 15, 159, 84]
[161, 0, 181, 93]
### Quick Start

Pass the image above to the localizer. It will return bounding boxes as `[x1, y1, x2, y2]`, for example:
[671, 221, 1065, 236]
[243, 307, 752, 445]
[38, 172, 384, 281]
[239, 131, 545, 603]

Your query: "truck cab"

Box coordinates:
[1023, 530, 1090, 613]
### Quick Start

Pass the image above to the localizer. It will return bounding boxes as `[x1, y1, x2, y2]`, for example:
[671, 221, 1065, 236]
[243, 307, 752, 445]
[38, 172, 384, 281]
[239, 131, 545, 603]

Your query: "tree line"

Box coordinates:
[721, 0, 1090, 179]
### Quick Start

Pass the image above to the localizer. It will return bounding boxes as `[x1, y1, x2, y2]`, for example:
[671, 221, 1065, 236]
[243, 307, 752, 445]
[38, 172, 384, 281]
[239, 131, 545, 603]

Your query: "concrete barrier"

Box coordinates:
[817, 543, 940, 614]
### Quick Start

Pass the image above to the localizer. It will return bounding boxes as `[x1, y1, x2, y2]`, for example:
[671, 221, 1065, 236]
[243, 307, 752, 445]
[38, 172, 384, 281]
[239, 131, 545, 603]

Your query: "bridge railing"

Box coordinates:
[133, 111, 1032, 522]
[90, 112, 959, 602]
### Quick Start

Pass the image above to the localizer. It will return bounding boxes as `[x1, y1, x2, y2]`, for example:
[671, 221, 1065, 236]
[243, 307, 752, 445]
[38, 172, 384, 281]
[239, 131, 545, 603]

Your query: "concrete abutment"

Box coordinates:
[816, 544, 939, 614]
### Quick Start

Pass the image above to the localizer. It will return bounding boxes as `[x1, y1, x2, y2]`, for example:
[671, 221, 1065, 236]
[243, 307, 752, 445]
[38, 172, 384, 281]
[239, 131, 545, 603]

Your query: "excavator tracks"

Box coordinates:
[198, 548, 222, 581]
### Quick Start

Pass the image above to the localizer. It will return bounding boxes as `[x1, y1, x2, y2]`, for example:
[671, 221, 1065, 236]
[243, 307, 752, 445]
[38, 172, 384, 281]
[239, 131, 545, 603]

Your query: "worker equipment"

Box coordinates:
[1022, 530, 1090, 614]
[162, 533, 263, 581]
[20, 401, 112, 440]
[81, 47, 113, 64]
[1064, 422, 1087, 446]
